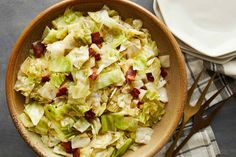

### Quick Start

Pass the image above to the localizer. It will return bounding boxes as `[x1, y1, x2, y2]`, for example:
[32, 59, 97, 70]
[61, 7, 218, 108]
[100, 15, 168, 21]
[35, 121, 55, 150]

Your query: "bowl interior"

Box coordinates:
[6, 0, 186, 157]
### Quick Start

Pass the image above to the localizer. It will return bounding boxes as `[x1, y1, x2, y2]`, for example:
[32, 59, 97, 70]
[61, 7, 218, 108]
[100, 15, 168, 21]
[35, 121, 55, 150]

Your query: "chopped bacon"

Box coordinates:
[41, 75, 50, 83]
[85, 109, 96, 121]
[126, 66, 137, 81]
[89, 67, 98, 80]
[116, 45, 121, 50]
[32, 41, 46, 58]
[94, 53, 101, 61]
[161, 68, 168, 78]
[73, 148, 80, 157]
[137, 102, 144, 108]
[140, 86, 147, 90]
[91, 32, 103, 45]
[61, 142, 73, 153]
[89, 47, 96, 57]
[66, 73, 74, 81]
[146, 73, 154, 82]
[56, 87, 68, 97]
[130, 88, 140, 99]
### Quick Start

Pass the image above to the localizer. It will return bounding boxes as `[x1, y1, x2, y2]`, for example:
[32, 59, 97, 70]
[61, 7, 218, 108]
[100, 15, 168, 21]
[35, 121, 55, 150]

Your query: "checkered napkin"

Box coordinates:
[152, 0, 236, 156]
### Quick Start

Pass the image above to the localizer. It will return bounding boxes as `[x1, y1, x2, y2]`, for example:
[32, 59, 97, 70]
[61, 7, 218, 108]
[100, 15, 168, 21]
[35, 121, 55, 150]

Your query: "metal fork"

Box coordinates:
[165, 70, 216, 157]
[172, 88, 231, 156]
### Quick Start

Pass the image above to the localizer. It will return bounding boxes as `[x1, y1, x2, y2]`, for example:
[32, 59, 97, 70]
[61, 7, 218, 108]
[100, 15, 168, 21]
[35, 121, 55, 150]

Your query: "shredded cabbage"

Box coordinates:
[15, 5, 170, 157]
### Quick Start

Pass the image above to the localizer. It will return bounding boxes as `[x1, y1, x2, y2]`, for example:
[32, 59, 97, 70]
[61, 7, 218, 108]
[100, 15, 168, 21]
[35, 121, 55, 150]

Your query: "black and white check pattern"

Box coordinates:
[153, 0, 235, 156]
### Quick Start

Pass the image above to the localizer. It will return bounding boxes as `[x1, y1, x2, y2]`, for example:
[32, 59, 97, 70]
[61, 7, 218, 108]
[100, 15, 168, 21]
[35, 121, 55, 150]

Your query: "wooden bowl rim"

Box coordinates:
[5, 0, 187, 156]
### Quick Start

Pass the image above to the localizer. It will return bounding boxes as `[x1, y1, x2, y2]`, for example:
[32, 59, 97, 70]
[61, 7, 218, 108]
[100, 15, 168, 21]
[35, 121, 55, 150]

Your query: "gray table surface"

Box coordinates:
[0, 0, 235, 156]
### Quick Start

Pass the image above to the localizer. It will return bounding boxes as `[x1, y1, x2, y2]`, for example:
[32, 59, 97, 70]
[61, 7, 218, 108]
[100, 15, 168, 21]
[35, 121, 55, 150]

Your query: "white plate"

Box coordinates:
[157, 0, 236, 57]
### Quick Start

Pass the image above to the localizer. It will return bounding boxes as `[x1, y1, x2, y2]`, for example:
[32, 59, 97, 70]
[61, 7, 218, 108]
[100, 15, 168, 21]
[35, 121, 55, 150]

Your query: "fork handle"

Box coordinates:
[172, 128, 197, 156]
[165, 120, 187, 157]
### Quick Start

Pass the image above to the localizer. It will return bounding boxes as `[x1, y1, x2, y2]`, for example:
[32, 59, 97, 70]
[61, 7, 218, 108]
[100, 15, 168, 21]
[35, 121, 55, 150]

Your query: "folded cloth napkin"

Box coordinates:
[204, 59, 236, 79]
[153, 0, 236, 156]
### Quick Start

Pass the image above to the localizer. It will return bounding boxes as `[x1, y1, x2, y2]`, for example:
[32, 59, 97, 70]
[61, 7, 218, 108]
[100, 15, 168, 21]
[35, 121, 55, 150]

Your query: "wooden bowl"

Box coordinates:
[6, 0, 187, 156]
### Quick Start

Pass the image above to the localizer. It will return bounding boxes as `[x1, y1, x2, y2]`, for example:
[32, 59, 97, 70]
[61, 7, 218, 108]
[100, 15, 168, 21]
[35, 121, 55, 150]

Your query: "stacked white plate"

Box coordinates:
[153, 0, 236, 64]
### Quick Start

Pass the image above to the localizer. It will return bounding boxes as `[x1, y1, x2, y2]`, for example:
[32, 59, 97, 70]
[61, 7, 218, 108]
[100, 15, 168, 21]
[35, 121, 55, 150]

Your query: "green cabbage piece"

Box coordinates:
[135, 127, 153, 144]
[19, 113, 34, 127]
[111, 138, 133, 157]
[24, 102, 44, 126]
[73, 118, 91, 133]
[49, 73, 65, 88]
[90, 132, 122, 149]
[88, 10, 123, 30]
[60, 117, 75, 127]
[138, 101, 165, 126]
[43, 27, 68, 44]
[110, 34, 127, 49]
[133, 55, 147, 71]
[94, 147, 115, 157]
[93, 67, 125, 90]
[146, 58, 161, 82]
[20, 57, 48, 79]
[42, 29, 58, 44]
[50, 120, 77, 141]
[68, 81, 90, 99]
[52, 8, 82, 29]
[68, 17, 99, 44]
[44, 102, 74, 121]
[14, 72, 35, 97]
[49, 57, 73, 72]
[33, 116, 49, 135]
[46, 34, 77, 58]
[91, 118, 102, 135]
[46, 41, 65, 58]
[41, 135, 60, 148]
[80, 146, 93, 157]
[37, 82, 58, 100]
[159, 55, 170, 68]
[71, 134, 90, 149]
[42, 26, 50, 39]
[66, 46, 89, 70]
[145, 82, 159, 101]
[101, 114, 138, 133]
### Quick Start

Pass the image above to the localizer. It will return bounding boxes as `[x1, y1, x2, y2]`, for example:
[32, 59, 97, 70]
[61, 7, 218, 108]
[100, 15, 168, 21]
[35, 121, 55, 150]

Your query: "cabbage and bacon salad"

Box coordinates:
[15, 6, 170, 157]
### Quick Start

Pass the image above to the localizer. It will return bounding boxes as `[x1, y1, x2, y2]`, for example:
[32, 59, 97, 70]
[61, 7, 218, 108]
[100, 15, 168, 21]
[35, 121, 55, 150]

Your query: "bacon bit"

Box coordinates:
[89, 67, 98, 80]
[140, 86, 147, 90]
[94, 53, 101, 61]
[32, 41, 46, 58]
[130, 88, 140, 99]
[161, 68, 168, 78]
[41, 75, 50, 83]
[137, 102, 144, 108]
[73, 148, 80, 157]
[89, 47, 96, 57]
[61, 142, 73, 153]
[91, 32, 103, 45]
[85, 109, 96, 121]
[146, 73, 154, 82]
[126, 66, 137, 81]
[66, 73, 74, 81]
[56, 87, 68, 97]
[116, 45, 121, 50]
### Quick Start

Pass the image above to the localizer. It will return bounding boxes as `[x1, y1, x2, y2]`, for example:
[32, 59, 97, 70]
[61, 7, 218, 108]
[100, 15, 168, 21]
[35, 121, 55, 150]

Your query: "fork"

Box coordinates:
[165, 70, 216, 157]
[172, 89, 231, 156]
